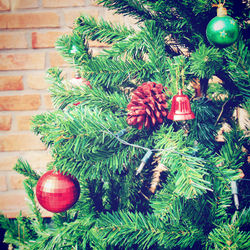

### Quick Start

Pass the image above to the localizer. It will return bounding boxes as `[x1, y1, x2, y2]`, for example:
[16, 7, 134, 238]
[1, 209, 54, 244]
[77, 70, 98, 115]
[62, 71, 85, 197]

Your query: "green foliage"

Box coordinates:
[97, 211, 204, 249]
[0, 214, 37, 248]
[189, 44, 223, 79]
[153, 126, 212, 199]
[216, 128, 247, 178]
[207, 223, 250, 249]
[223, 39, 250, 100]
[13, 159, 40, 181]
[97, 0, 153, 21]
[56, 32, 92, 70]
[76, 15, 135, 44]
[189, 97, 219, 150]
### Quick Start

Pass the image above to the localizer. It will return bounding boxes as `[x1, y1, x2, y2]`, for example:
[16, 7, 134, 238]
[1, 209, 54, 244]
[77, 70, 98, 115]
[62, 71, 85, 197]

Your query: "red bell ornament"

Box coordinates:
[167, 89, 195, 121]
[36, 170, 80, 213]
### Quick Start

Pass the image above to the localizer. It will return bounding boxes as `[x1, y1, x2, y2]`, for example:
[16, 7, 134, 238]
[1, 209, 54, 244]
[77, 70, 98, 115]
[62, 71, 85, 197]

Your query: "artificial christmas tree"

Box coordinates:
[1, 0, 249, 249]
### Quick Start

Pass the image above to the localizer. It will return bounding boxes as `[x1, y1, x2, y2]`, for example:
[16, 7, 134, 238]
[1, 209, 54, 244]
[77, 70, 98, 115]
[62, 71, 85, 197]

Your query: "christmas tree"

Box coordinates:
[1, 0, 249, 249]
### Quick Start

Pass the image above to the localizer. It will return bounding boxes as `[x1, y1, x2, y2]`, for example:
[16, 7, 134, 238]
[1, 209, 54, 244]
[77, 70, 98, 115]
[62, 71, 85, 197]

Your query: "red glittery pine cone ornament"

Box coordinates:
[36, 170, 80, 213]
[127, 82, 168, 130]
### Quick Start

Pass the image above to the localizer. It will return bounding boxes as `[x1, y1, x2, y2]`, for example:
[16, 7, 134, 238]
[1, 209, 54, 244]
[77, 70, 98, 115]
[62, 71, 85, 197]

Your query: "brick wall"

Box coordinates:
[0, 0, 135, 218]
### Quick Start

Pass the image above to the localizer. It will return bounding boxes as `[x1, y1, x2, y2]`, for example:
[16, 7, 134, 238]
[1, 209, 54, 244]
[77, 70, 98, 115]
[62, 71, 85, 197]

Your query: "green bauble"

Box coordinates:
[206, 15, 239, 48]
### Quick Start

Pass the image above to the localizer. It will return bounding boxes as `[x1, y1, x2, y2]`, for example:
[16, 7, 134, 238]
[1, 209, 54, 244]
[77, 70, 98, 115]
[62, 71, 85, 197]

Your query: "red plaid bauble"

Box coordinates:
[127, 82, 168, 130]
[36, 170, 80, 213]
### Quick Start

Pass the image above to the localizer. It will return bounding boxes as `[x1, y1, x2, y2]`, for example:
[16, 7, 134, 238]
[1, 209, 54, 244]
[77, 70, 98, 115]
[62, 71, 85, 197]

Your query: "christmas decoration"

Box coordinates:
[127, 82, 168, 130]
[70, 75, 92, 89]
[167, 89, 195, 121]
[70, 72, 92, 106]
[73, 102, 81, 106]
[2, 1, 249, 249]
[136, 150, 153, 175]
[231, 181, 239, 210]
[36, 170, 80, 213]
[206, 4, 239, 48]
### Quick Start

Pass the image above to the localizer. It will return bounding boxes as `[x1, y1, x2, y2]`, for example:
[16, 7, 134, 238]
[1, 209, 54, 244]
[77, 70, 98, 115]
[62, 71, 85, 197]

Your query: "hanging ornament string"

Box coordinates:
[212, 0, 226, 8]
[181, 67, 185, 90]
[212, 1, 227, 17]
[175, 68, 179, 93]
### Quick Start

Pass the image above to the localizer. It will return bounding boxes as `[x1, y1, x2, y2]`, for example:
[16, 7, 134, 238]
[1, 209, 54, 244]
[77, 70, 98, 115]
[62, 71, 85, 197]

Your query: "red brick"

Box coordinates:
[27, 73, 48, 90]
[0, 115, 12, 130]
[0, 155, 18, 171]
[0, 0, 10, 10]
[21, 151, 52, 170]
[0, 95, 41, 111]
[104, 9, 124, 24]
[49, 51, 69, 67]
[0, 134, 46, 151]
[11, 0, 39, 9]
[0, 12, 60, 29]
[16, 115, 31, 131]
[0, 32, 28, 49]
[0, 191, 27, 210]
[9, 174, 25, 190]
[0, 151, 52, 171]
[64, 9, 99, 27]
[0, 75, 23, 91]
[43, 0, 86, 8]
[44, 94, 53, 110]
[90, 0, 101, 6]
[0, 53, 45, 71]
[125, 16, 138, 29]
[32, 31, 70, 49]
[0, 175, 7, 191]
[3, 210, 30, 218]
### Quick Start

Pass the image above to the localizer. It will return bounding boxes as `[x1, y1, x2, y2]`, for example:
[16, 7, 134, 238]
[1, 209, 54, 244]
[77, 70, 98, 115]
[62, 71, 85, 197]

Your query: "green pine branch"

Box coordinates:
[97, 210, 204, 249]
[23, 179, 45, 232]
[189, 44, 223, 79]
[150, 182, 184, 222]
[97, 0, 153, 21]
[13, 159, 40, 181]
[75, 15, 135, 44]
[31, 106, 149, 180]
[207, 223, 250, 249]
[46, 67, 130, 111]
[25, 215, 99, 250]
[56, 32, 92, 66]
[0, 213, 38, 248]
[80, 56, 147, 89]
[223, 39, 250, 100]
[153, 126, 212, 199]
[189, 97, 219, 150]
[215, 128, 247, 180]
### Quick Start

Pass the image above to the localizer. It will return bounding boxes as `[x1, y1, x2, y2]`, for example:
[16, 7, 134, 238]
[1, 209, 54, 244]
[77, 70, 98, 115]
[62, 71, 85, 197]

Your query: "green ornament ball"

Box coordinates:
[206, 15, 239, 48]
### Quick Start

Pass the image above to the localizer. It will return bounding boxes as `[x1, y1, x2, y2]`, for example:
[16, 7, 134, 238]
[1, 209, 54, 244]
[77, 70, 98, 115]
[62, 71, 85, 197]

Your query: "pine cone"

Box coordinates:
[127, 82, 169, 130]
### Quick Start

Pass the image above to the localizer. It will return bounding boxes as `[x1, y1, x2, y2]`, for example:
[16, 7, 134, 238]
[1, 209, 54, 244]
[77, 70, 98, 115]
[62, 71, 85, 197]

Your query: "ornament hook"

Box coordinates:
[212, 0, 227, 16]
